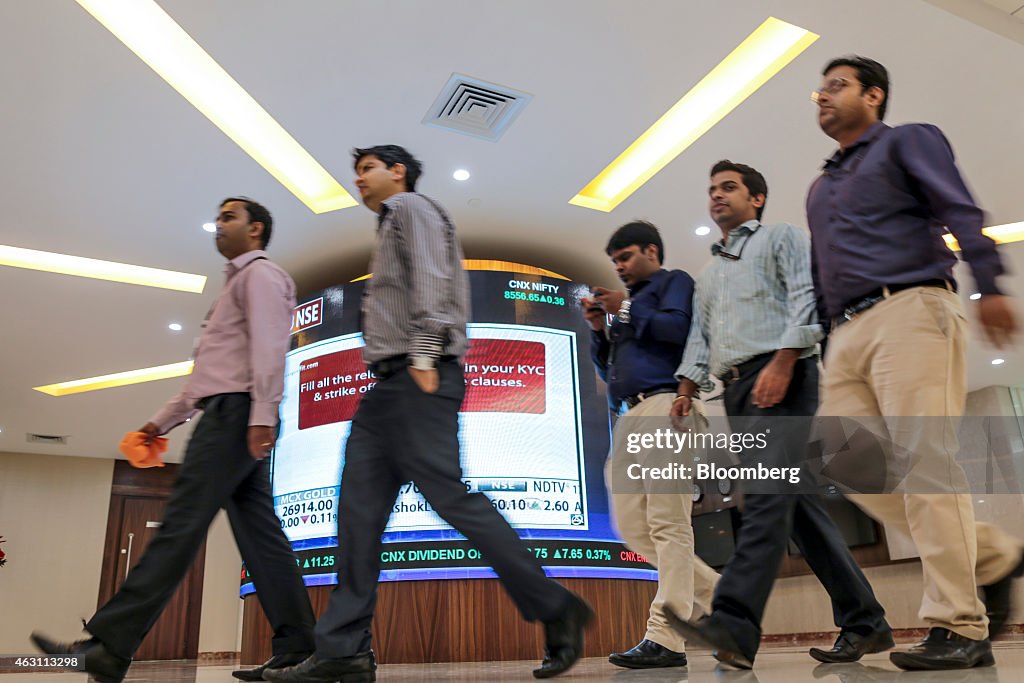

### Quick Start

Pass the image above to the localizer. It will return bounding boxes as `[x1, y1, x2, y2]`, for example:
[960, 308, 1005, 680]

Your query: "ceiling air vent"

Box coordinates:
[422, 74, 533, 142]
[27, 433, 68, 445]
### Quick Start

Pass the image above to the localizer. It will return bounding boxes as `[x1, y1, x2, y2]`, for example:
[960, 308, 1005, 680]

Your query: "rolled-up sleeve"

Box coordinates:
[676, 295, 714, 392]
[776, 224, 824, 350]
[394, 197, 455, 360]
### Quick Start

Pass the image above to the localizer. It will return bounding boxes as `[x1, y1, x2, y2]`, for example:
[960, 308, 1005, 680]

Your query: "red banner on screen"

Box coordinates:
[462, 339, 546, 414]
[297, 349, 375, 429]
[297, 338, 547, 429]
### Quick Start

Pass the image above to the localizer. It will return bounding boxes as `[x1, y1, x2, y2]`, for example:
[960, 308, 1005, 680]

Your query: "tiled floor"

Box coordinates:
[4, 644, 1024, 682]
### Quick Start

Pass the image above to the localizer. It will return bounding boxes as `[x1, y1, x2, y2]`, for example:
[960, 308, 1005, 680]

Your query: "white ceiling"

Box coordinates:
[926, 0, 1024, 43]
[2, 0, 1023, 463]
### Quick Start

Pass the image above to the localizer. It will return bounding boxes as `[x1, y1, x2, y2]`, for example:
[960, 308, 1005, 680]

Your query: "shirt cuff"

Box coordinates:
[148, 407, 192, 436]
[409, 333, 445, 360]
[675, 364, 714, 393]
[972, 271, 1003, 297]
[780, 324, 824, 351]
[148, 414, 174, 436]
[248, 401, 280, 428]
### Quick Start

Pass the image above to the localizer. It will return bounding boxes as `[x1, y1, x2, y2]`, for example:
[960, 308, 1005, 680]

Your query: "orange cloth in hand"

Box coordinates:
[119, 431, 168, 468]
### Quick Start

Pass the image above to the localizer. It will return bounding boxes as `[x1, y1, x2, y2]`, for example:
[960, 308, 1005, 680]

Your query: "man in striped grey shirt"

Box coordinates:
[664, 161, 891, 668]
[268, 146, 592, 683]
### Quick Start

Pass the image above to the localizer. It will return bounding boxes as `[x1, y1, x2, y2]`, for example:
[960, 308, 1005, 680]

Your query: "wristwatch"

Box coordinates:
[409, 356, 436, 371]
[617, 298, 632, 324]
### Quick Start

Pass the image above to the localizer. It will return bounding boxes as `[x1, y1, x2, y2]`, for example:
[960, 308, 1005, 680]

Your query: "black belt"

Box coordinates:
[620, 386, 677, 411]
[369, 354, 457, 380]
[719, 353, 774, 387]
[832, 279, 955, 330]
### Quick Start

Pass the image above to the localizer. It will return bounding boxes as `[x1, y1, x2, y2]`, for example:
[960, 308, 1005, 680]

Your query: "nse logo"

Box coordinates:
[291, 298, 323, 334]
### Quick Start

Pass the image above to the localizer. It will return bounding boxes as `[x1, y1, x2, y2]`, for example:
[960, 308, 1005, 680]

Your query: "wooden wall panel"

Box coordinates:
[242, 578, 657, 665]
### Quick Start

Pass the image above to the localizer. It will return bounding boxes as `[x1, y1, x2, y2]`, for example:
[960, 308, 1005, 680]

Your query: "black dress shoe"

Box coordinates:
[808, 629, 895, 663]
[663, 609, 753, 670]
[262, 651, 376, 683]
[608, 639, 687, 669]
[30, 632, 131, 683]
[533, 592, 595, 679]
[889, 628, 994, 670]
[981, 551, 1024, 640]
[232, 651, 313, 681]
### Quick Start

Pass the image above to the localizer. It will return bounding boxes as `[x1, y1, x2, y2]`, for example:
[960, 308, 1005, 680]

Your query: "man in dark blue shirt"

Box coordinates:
[807, 55, 1024, 671]
[582, 221, 719, 669]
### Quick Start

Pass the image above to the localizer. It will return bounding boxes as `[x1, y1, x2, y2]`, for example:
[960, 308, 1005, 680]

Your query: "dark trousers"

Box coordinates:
[315, 361, 570, 655]
[709, 356, 888, 660]
[87, 393, 315, 660]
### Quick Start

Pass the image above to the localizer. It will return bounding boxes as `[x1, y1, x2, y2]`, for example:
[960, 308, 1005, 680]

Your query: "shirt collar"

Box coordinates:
[377, 192, 413, 225]
[380, 192, 412, 212]
[225, 249, 267, 277]
[710, 219, 759, 255]
[822, 121, 889, 169]
[628, 267, 666, 295]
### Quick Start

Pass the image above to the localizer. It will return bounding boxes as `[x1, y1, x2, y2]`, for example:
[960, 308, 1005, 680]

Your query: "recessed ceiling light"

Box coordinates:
[168, 322, 183, 331]
[569, 17, 818, 212]
[696, 226, 711, 236]
[34, 360, 194, 396]
[453, 169, 471, 181]
[944, 221, 1024, 250]
[75, 0, 356, 214]
[0, 244, 206, 293]
[202, 222, 216, 233]
[970, 293, 982, 300]
[992, 359, 1006, 366]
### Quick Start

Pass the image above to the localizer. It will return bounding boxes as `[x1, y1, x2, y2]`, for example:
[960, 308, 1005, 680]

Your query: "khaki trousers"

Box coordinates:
[820, 286, 1022, 640]
[605, 392, 719, 652]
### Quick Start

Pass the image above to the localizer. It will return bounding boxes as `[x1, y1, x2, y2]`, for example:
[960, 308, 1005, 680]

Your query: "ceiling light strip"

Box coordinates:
[34, 360, 194, 397]
[0, 244, 206, 293]
[75, 0, 356, 214]
[570, 17, 819, 213]
[944, 222, 1024, 251]
[350, 260, 570, 282]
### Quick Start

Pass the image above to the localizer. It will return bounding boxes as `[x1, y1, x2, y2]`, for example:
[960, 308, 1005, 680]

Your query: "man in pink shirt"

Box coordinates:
[32, 198, 316, 683]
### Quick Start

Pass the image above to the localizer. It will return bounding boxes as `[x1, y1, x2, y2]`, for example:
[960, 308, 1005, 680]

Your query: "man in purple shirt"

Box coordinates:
[32, 198, 316, 683]
[807, 55, 1024, 670]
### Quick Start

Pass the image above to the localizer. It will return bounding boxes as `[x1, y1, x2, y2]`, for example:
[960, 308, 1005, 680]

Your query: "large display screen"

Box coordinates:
[240, 269, 656, 595]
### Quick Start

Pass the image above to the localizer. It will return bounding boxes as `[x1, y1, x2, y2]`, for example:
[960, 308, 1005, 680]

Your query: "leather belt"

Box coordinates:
[369, 354, 457, 380]
[620, 386, 677, 412]
[831, 279, 955, 330]
[719, 353, 774, 387]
